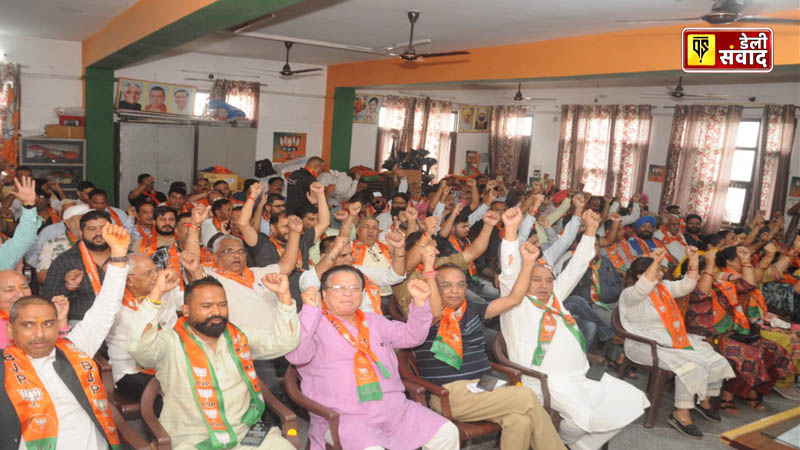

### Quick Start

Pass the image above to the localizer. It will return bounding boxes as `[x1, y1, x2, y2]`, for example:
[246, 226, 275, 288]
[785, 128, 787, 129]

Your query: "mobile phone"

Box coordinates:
[241, 421, 269, 446]
[586, 360, 607, 381]
[476, 374, 499, 392]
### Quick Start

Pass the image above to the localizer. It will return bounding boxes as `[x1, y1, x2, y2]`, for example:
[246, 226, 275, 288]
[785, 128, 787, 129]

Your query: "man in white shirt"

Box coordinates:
[653, 214, 688, 263]
[0, 223, 130, 450]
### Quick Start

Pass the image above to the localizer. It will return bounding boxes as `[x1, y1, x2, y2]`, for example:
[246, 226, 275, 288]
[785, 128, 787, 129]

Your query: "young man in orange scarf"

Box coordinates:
[620, 248, 734, 439]
[0, 223, 132, 449]
[414, 239, 566, 450]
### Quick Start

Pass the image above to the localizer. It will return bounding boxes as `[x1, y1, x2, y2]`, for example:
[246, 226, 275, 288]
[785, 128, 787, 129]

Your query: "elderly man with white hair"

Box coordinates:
[36, 203, 91, 282]
[653, 213, 688, 264]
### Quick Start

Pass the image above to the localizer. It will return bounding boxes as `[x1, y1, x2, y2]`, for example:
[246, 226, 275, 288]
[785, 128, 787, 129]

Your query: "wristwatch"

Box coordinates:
[21, 203, 35, 209]
[108, 256, 129, 263]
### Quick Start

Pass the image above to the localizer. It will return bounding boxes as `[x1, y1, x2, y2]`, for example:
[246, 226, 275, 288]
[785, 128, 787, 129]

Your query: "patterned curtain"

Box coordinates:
[0, 63, 21, 172]
[488, 105, 526, 180]
[556, 105, 650, 201]
[376, 95, 415, 168]
[412, 99, 453, 179]
[211, 79, 260, 126]
[659, 105, 742, 232]
[751, 105, 796, 218]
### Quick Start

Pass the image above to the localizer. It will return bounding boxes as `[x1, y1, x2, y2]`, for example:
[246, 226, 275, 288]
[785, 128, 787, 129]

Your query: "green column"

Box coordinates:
[84, 68, 115, 203]
[329, 87, 355, 171]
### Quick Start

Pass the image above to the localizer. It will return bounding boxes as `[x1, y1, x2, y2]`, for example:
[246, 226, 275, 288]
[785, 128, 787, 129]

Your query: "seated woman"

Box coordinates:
[715, 244, 800, 402]
[619, 248, 734, 439]
[285, 265, 458, 450]
[757, 236, 800, 324]
[684, 247, 796, 413]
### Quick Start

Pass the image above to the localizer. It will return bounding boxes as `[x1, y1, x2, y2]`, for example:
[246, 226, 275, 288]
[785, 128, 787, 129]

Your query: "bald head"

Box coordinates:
[0, 270, 31, 313]
[127, 253, 158, 297]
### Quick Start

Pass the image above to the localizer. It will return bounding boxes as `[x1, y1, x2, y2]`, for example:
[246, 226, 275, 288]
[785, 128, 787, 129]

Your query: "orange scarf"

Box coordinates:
[211, 263, 255, 289]
[269, 235, 303, 270]
[363, 276, 382, 314]
[322, 305, 390, 402]
[47, 207, 61, 224]
[64, 229, 78, 246]
[607, 240, 634, 272]
[137, 223, 154, 240]
[659, 226, 688, 247]
[710, 279, 751, 334]
[105, 207, 123, 226]
[4, 340, 121, 449]
[212, 217, 224, 233]
[141, 190, 160, 205]
[430, 301, 466, 369]
[528, 295, 585, 365]
[77, 241, 102, 294]
[719, 268, 767, 318]
[173, 317, 264, 448]
[352, 240, 391, 266]
[649, 284, 693, 349]
[589, 258, 611, 311]
[307, 167, 318, 178]
[632, 236, 678, 265]
[167, 244, 185, 291]
[448, 236, 476, 276]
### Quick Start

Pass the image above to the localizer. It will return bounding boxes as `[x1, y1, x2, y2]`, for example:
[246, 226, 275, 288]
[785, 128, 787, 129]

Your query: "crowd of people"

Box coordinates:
[0, 156, 799, 450]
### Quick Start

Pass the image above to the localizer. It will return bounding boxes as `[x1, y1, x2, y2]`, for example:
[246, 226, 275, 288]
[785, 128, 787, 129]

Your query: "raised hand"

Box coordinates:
[288, 215, 304, 234]
[12, 176, 36, 206]
[764, 242, 778, 254]
[333, 208, 349, 222]
[150, 270, 180, 299]
[179, 250, 201, 274]
[582, 209, 601, 233]
[632, 192, 641, 204]
[686, 246, 699, 263]
[422, 215, 439, 235]
[484, 186, 498, 204]
[502, 207, 523, 228]
[483, 211, 500, 227]
[52, 295, 69, 327]
[453, 201, 464, 216]
[531, 181, 543, 195]
[127, 206, 136, 218]
[301, 286, 320, 308]
[102, 223, 131, 256]
[347, 201, 362, 218]
[140, 175, 155, 187]
[422, 244, 438, 270]
[385, 229, 406, 250]
[793, 235, 800, 251]
[608, 212, 622, 223]
[309, 182, 325, 199]
[405, 205, 418, 222]
[329, 235, 349, 258]
[652, 247, 668, 264]
[262, 273, 291, 303]
[537, 215, 551, 229]
[520, 241, 541, 263]
[572, 193, 586, 211]
[248, 181, 264, 199]
[191, 204, 210, 226]
[704, 248, 718, 265]
[531, 193, 545, 208]
[65, 269, 84, 291]
[736, 246, 752, 264]
[407, 279, 432, 307]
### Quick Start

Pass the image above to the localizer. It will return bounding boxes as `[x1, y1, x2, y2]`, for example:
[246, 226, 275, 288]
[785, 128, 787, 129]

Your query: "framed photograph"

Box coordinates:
[648, 165, 666, 183]
[459, 105, 490, 133]
[464, 150, 481, 176]
[28, 165, 84, 191]
[115, 78, 197, 116]
[790, 176, 800, 197]
[273, 132, 307, 163]
[21, 138, 85, 165]
[353, 94, 383, 125]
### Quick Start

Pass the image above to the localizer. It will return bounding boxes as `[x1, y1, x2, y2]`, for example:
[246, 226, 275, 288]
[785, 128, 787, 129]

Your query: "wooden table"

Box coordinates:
[721, 406, 800, 450]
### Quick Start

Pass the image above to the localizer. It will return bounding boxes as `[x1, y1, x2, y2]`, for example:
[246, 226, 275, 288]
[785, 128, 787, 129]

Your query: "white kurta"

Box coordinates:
[499, 235, 649, 449]
[619, 276, 734, 401]
[653, 229, 687, 263]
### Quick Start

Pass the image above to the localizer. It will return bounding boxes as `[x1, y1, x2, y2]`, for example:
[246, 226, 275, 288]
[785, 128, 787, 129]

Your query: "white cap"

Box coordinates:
[63, 204, 91, 221]
[372, 192, 383, 198]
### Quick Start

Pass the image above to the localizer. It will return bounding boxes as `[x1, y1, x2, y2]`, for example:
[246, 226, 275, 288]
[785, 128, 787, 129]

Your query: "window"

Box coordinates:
[520, 116, 533, 136]
[194, 92, 209, 117]
[450, 111, 458, 133]
[723, 119, 760, 224]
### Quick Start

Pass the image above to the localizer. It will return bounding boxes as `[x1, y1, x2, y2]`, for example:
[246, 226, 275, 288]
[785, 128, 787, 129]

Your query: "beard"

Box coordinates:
[156, 225, 175, 236]
[637, 230, 654, 240]
[687, 226, 701, 235]
[372, 203, 385, 213]
[82, 238, 109, 251]
[191, 315, 228, 338]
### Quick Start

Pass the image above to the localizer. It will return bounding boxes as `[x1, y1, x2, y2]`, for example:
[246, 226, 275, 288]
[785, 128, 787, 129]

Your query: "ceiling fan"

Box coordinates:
[279, 41, 323, 76]
[395, 11, 471, 61]
[505, 82, 557, 102]
[641, 77, 729, 100]
[617, 0, 800, 25]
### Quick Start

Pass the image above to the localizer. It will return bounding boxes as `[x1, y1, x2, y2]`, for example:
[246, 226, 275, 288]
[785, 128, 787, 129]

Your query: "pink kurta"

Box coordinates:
[287, 302, 446, 450]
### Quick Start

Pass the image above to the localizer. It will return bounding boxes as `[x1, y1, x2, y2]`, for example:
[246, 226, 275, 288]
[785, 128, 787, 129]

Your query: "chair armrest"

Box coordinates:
[140, 378, 171, 450]
[284, 366, 341, 450]
[401, 378, 428, 406]
[491, 354, 552, 414]
[611, 310, 663, 367]
[489, 362, 522, 385]
[93, 355, 116, 400]
[109, 402, 149, 450]
[259, 378, 299, 449]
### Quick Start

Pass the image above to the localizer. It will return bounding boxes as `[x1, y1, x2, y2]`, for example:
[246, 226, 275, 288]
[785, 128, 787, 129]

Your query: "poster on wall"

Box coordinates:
[458, 105, 490, 133]
[273, 132, 307, 163]
[790, 177, 800, 197]
[647, 164, 666, 183]
[464, 150, 481, 176]
[353, 94, 383, 124]
[115, 78, 197, 116]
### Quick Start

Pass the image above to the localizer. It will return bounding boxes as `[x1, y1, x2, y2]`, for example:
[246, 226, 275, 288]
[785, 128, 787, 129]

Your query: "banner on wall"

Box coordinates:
[115, 78, 197, 116]
[458, 105, 490, 133]
[273, 132, 307, 163]
[464, 150, 481, 176]
[648, 164, 666, 183]
[353, 94, 383, 124]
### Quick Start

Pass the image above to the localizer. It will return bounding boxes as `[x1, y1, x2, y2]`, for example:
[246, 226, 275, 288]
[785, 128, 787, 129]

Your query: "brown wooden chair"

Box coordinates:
[94, 354, 141, 417]
[611, 307, 674, 428]
[397, 349, 524, 446]
[109, 400, 151, 449]
[140, 376, 301, 450]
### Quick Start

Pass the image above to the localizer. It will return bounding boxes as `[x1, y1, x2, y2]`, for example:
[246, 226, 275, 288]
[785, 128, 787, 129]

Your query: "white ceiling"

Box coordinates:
[0, 0, 138, 41]
[175, 0, 800, 66]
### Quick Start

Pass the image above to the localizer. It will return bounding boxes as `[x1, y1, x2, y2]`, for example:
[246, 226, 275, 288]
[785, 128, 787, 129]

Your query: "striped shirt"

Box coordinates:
[414, 301, 492, 385]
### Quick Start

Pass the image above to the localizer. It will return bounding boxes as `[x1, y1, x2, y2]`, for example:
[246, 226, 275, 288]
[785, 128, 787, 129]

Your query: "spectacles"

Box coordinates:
[437, 281, 467, 290]
[325, 285, 362, 293]
[218, 248, 247, 256]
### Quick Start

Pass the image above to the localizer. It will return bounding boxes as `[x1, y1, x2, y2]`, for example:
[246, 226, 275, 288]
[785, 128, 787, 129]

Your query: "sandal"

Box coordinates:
[720, 399, 739, 415]
[746, 392, 767, 411]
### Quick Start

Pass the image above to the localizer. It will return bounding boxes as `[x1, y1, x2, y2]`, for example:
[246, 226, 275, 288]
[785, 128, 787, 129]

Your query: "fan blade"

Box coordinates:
[524, 97, 557, 101]
[737, 16, 800, 24]
[615, 17, 702, 23]
[417, 51, 470, 58]
[285, 68, 323, 75]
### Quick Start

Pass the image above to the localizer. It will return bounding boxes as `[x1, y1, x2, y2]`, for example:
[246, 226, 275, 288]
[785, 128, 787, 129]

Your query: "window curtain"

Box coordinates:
[750, 105, 797, 219]
[211, 79, 260, 126]
[556, 105, 651, 202]
[0, 63, 21, 172]
[376, 96, 452, 177]
[488, 105, 526, 180]
[659, 105, 742, 232]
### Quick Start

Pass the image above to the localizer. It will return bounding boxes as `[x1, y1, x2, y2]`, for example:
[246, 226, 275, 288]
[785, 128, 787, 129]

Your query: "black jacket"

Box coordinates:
[285, 167, 316, 215]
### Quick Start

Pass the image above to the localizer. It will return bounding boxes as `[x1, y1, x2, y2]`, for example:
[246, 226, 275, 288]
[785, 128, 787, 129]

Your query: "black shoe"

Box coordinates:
[667, 414, 703, 439]
[694, 404, 721, 422]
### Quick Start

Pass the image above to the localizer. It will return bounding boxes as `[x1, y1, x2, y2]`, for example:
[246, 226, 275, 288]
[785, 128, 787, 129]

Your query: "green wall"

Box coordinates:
[84, 68, 115, 202]
[330, 87, 355, 171]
